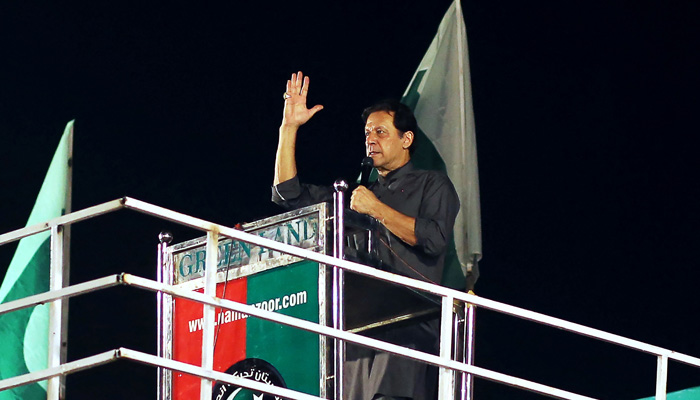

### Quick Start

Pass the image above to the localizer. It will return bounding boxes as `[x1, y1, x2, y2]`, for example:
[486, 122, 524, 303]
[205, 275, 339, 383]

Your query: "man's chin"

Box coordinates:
[370, 160, 385, 170]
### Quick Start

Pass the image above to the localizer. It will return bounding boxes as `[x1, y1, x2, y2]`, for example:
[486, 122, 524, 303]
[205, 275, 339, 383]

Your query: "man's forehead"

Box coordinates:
[365, 111, 396, 128]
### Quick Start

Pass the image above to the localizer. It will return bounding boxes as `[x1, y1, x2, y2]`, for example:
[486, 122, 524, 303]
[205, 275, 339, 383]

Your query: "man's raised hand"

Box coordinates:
[282, 71, 324, 128]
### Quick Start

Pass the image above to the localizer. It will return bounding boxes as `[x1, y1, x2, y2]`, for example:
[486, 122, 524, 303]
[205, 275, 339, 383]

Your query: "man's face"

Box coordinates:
[364, 111, 412, 175]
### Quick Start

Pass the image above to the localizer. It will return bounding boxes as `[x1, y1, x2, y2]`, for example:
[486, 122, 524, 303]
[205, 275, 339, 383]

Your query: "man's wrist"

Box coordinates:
[371, 202, 387, 224]
[279, 122, 300, 133]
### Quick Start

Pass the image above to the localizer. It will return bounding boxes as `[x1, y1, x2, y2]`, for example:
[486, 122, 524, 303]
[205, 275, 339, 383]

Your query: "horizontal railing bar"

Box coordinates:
[0, 274, 123, 316]
[123, 197, 223, 234]
[469, 295, 700, 368]
[0, 198, 125, 246]
[0, 349, 119, 391]
[119, 348, 325, 400]
[122, 274, 596, 400]
[670, 352, 700, 367]
[122, 198, 700, 366]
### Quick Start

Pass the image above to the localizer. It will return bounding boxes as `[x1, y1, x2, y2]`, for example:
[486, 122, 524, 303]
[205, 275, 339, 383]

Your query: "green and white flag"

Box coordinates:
[402, 0, 482, 289]
[0, 121, 73, 399]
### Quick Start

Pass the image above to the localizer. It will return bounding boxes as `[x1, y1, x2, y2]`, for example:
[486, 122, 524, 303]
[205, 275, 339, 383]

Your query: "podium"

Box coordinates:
[158, 202, 446, 400]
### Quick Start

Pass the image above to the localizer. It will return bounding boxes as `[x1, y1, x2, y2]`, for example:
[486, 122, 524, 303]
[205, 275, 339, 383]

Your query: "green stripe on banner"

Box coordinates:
[245, 260, 321, 397]
[0, 238, 51, 400]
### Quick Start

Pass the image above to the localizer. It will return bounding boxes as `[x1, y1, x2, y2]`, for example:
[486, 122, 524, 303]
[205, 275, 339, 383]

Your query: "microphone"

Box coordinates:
[360, 157, 374, 187]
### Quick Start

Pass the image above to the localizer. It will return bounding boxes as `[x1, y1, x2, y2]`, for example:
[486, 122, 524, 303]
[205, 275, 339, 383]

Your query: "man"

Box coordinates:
[272, 71, 460, 400]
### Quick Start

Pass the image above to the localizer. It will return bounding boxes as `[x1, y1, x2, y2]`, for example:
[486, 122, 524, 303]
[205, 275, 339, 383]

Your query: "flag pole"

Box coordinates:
[47, 121, 74, 400]
[453, 4, 477, 399]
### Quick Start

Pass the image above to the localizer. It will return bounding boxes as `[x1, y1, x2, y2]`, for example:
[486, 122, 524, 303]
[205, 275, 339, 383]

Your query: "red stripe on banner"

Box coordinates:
[172, 278, 248, 399]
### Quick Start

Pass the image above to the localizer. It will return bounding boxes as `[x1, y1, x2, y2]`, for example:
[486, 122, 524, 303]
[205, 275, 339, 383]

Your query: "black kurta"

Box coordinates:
[271, 161, 460, 400]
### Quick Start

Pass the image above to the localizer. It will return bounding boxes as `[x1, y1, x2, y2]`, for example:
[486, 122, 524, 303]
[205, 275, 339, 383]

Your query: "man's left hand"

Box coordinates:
[351, 185, 418, 246]
[350, 185, 380, 218]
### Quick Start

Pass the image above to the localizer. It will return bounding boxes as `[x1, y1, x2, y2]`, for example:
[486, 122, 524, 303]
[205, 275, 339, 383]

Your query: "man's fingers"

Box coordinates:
[284, 71, 316, 111]
[349, 192, 357, 211]
[289, 73, 296, 95]
[301, 76, 310, 97]
[354, 185, 369, 194]
[294, 71, 304, 94]
[287, 71, 311, 96]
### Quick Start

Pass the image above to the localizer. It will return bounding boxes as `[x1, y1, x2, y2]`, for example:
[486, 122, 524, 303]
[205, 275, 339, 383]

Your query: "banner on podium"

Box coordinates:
[166, 203, 331, 400]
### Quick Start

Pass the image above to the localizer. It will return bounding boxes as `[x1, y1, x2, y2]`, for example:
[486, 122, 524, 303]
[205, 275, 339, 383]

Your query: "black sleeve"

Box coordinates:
[271, 175, 334, 210]
[413, 173, 460, 256]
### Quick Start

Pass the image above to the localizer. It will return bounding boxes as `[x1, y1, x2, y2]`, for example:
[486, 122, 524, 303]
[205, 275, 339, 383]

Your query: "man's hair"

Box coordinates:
[361, 99, 418, 153]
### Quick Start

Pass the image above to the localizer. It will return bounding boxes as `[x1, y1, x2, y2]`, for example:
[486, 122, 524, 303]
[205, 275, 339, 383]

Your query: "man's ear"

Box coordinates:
[403, 131, 415, 149]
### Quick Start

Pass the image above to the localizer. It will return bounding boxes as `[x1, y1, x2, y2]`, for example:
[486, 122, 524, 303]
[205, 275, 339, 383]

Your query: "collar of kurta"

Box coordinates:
[376, 160, 414, 186]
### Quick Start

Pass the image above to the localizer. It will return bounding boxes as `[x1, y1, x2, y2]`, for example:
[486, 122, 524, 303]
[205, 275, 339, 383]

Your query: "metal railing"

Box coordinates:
[1, 197, 699, 400]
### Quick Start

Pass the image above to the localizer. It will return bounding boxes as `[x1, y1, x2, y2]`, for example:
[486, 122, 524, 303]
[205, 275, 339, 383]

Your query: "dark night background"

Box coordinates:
[1, 1, 699, 399]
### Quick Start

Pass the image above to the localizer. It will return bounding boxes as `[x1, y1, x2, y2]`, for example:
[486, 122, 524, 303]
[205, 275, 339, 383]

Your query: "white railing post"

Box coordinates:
[439, 296, 455, 400]
[47, 225, 64, 400]
[655, 354, 668, 400]
[332, 179, 348, 400]
[200, 230, 219, 400]
[157, 231, 173, 400]
[464, 301, 476, 400]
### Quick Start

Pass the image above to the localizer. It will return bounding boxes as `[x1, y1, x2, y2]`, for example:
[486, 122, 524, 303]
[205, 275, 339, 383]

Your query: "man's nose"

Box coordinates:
[366, 131, 377, 144]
